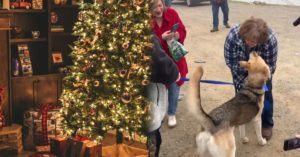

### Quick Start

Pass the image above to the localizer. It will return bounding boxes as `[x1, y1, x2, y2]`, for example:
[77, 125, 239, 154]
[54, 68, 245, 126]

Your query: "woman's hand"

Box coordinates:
[162, 30, 178, 41]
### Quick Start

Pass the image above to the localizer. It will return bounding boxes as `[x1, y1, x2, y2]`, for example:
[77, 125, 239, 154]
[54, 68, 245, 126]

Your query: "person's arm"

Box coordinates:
[150, 35, 179, 85]
[224, 32, 247, 71]
[262, 31, 278, 75]
[170, 9, 186, 44]
[224, 27, 247, 90]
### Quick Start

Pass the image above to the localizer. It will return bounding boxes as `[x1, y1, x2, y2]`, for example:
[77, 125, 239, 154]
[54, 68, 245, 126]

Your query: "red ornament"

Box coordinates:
[89, 109, 96, 116]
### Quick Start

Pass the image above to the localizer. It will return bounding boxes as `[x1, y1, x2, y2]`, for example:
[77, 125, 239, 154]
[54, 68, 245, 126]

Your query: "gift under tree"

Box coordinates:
[59, 0, 152, 155]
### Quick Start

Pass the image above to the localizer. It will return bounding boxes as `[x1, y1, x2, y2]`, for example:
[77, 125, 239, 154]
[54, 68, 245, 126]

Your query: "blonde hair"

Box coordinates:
[150, 0, 166, 11]
[239, 17, 269, 44]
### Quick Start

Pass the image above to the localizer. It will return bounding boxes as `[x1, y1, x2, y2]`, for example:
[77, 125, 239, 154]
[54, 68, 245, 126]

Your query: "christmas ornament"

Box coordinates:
[134, 0, 144, 6]
[122, 26, 128, 33]
[104, 9, 111, 16]
[131, 64, 140, 70]
[109, 104, 115, 109]
[141, 79, 149, 86]
[143, 55, 151, 61]
[94, 81, 100, 87]
[122, 42, 129, 49]
[89, 109, 96, 116]
[119, 2, 129, 7]
[119, 69, 127, 77]
[121, 93, 132, 104]
[99, 53, 107, 61]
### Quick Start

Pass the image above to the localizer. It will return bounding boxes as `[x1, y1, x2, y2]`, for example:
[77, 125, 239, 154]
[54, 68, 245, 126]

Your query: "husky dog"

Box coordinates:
[188, 52, 270, 157]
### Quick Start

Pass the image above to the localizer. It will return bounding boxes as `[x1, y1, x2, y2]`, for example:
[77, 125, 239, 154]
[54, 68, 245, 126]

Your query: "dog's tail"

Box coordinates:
[187, 66, 215, 131]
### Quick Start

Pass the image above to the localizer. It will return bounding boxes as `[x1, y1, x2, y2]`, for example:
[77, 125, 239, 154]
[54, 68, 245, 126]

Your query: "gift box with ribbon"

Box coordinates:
[23, 103, 63, 149]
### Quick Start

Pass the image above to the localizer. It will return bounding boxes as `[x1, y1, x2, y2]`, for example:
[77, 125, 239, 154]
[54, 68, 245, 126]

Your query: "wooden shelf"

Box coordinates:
[51, 5, 78, 9]
[51, 32, 73, 36]
[12, 73, 62, 80]
[2, 9, 47, 13]
[10, 38, 47, 44]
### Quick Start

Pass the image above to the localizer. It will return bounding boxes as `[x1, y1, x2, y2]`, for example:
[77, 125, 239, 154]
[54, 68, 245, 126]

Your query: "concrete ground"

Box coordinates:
[160, 1, 300, 157]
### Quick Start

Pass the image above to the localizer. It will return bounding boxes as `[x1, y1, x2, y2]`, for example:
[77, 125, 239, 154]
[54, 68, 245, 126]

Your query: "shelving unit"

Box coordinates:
[0, 0, 92, 125]
[10, 38, 47, 44]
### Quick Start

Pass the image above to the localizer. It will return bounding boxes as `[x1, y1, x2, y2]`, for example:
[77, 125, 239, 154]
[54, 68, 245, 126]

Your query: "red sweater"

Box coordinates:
[151, 7, 188, 86]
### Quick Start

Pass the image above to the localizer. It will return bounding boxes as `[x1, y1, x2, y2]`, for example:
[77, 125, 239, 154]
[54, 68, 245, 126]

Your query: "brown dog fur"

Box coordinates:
[188, 52, 270, 157]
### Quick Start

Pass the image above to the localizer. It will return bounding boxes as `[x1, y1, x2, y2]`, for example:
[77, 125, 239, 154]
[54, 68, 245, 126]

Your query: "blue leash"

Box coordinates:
[180, 77, 268, 91]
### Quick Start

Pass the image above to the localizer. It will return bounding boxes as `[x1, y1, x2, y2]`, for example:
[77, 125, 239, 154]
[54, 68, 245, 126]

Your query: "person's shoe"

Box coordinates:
[262, 128, 273, 141]
[168, 115, 177, 128]
[178, 94, 184, 101]
[210, 27, 219, 32]
[224, 23, 231, 28]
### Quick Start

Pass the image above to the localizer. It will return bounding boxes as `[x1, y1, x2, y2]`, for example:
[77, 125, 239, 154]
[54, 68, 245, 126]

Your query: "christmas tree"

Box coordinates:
[60, 0, 152, 143]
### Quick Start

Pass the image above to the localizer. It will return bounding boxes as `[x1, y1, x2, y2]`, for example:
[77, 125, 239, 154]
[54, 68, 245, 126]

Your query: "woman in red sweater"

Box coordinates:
[150, 0, 188, 128]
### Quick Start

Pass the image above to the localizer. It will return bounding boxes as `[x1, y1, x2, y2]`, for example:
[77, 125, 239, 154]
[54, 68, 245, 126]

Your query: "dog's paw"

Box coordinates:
[258, 138, 267, 146]
[241, 137, 249, 144]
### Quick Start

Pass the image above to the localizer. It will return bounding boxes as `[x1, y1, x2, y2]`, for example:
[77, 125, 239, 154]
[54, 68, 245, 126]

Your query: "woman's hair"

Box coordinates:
[239, 17, 269, 44]
[150, 0, 165, 11]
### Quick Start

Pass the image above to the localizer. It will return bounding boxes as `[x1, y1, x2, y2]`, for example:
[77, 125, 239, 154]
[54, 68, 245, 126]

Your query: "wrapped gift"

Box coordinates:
[23, 104, 63, 149]
[50, 137, 67, 157]
[51, 138, 101, 157]
[0, 124, 23, 152]
[84, 141, 102, 157]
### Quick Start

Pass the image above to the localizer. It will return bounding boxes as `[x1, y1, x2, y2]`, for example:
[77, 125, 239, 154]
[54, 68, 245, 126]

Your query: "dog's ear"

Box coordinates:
[251, 52, 258, 57]
[239, 61, 250, 69]
[263, 66, 271, 79]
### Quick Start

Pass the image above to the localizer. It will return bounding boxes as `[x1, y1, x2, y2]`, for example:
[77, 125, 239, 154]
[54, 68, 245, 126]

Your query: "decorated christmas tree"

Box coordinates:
[60, 0, 152, 143]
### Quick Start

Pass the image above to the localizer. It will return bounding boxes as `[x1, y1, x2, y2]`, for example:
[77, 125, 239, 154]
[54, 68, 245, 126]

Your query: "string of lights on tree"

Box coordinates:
[60, 0, 153, 143]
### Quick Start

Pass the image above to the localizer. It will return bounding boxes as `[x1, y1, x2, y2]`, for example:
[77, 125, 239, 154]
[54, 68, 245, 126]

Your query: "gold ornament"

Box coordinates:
[107, 0, 114, 4]
[119, 69, 127, 77]
[134, 0, 144, 6]
[94, 81, 100, 87]
[122, 42, 129, 49]
[143, 55, 151, 61]
[131, 64, 140, 70]
[121, 93, 132, 104]
[141, 79, 149, 86]
[122, 26, 128, 33]
[120, 2, 129, 7]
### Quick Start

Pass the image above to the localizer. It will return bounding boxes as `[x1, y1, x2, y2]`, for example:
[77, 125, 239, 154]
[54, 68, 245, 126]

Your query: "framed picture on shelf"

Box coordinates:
[51, 51, 63, 64]
[17, 44, 33, 76]
[32, 0, 43, 9]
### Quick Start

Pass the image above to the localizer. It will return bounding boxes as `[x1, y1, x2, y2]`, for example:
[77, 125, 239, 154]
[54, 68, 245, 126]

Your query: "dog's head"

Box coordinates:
[239, 52, 271, 88]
